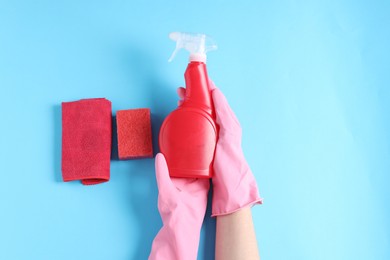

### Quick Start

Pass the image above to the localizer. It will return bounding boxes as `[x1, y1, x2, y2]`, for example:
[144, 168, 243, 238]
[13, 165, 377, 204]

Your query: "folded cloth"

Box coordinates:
[62, 98, 112, 185]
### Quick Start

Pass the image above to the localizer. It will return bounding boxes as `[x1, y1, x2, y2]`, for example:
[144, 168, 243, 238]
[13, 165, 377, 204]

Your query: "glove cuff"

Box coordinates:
[211, 168, 263, 217]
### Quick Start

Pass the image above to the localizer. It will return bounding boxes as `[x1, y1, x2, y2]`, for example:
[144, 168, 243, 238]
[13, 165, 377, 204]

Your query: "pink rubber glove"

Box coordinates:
[149, 153, 209, 260]
[211, 88, 263, 217]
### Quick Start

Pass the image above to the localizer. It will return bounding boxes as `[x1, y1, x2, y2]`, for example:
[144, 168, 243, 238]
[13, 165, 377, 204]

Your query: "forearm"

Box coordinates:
[149, 154, 209, 260]
[149, 202, 205, 260]
[215, 207, 260, 260]
[149, 221, 201, 260]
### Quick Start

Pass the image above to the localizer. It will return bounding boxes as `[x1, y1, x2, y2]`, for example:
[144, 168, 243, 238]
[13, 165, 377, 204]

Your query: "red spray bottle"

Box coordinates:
[159, 32, 218, 178]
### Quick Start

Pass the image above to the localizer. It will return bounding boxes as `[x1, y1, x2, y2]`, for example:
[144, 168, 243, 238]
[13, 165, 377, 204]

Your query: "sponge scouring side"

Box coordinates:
[116, 108, 153, 159]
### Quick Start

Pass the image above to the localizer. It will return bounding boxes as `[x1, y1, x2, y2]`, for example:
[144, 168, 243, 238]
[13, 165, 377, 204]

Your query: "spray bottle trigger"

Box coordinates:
[168, 32, 183, 62]
[168, 47, 179, 62]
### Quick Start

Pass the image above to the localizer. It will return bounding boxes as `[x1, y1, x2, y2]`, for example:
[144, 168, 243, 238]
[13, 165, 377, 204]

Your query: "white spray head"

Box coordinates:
[168, 32, 217, 63]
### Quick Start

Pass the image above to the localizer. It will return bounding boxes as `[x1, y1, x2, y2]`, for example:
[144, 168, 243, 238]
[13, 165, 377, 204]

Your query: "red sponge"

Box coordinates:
[62, 98, 112, 185]
[116, 108, 153, 159]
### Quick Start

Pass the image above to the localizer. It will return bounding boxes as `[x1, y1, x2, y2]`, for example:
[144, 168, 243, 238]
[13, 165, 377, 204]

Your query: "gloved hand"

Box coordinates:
[148, 153, 209, 260]
[211, 87, 263, 217]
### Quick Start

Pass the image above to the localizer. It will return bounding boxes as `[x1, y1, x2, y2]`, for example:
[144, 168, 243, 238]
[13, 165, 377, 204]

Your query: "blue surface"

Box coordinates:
[0, 1, 389, 259]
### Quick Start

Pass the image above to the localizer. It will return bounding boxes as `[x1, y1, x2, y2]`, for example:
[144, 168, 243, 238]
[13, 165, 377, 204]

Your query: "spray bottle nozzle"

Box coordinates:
[168, 32, 217, 63]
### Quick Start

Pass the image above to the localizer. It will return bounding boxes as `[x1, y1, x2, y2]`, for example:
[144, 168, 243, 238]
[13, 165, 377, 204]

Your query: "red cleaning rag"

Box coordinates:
[62, 98, 112, 185]
[116, 108, 153, 159]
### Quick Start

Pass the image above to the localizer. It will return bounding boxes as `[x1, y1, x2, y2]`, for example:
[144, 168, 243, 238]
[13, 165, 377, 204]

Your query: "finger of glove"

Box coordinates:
[172, 178, 210, 194]
[155, 153, 177, 202]
[212, 88, 241, 131]
[177, 87, 186, 99]
[177, 87, 186, 106]
[209, 79, 216, 91]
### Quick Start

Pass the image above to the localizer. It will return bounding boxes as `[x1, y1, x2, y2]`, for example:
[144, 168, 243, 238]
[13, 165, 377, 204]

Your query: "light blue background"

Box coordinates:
[0, 0, 389, 259]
